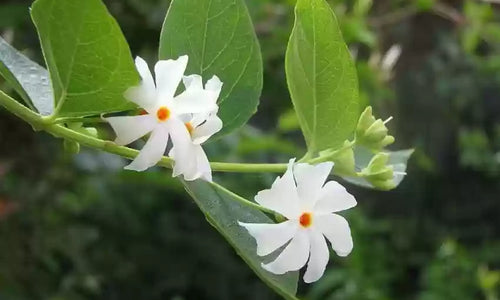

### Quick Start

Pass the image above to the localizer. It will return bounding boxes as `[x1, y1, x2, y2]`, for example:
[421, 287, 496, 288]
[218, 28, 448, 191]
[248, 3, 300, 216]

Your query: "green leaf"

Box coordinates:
[343, 147, 414, 189]
[30, 0, 139, 118]
[0, 36, 54, 115]
[286, 0, 360, 154]
[182, 180, 299, 300]
[159, 0, 263, 137]
[278, 108, 301, 132]
[415, 0, 435, 11]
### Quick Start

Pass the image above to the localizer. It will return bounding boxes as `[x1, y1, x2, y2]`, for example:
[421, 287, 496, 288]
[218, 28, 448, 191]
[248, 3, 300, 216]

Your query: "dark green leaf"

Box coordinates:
[182, 180, 299, 300]
[159, 0, 263, 137]
[286, 0, 359, 154]
[30, 0, 139, 117]
[0, 36, 54, 115]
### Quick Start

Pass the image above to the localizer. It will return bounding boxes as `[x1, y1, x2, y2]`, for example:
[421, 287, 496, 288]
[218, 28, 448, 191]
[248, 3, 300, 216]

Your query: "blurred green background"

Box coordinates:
[1, 0, 500, 299]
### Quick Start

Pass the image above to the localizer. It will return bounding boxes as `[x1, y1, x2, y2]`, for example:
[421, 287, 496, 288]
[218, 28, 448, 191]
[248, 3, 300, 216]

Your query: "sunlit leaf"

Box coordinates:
[159, 0, 263, 137]
[30, 0, 138, 117]
[286, 0, 359, 154]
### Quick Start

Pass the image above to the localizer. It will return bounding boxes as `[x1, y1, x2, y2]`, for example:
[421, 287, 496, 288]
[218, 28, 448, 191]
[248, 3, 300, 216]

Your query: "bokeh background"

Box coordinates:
[1, 0, 500, 299]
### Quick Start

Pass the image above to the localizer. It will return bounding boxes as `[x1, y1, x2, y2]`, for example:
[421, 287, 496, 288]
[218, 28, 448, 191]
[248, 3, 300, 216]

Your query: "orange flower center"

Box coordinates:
[156, 106, 170, 122]
[299, 212, 312, 228]
[185, 122, 194, 135]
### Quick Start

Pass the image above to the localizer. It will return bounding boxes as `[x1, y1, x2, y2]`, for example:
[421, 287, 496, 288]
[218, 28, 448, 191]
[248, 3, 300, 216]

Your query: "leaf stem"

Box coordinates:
[53, 116, 108, 124]
[210, 162, 287, 173]
[209, 182, 277, 215]
[308, 139, 356, 164]
[0, 90, 289, 174]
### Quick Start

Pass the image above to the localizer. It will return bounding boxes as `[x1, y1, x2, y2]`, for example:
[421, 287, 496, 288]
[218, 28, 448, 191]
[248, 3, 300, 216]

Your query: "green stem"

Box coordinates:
[308, 140, 356, 164]
[210, 162, 287, 173]
[53, 116, 108, 124]
[0, 90, 288, 174]
[297, 151, 313, 162]
[210, 182, 276, 215]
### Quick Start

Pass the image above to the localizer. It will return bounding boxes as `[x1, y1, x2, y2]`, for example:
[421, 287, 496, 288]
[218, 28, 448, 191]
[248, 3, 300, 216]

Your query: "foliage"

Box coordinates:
[31, 0, 139, 117]
[159, 0, 263, 138]
[0, 0, 499, 299]
[286, 0, 359, 153]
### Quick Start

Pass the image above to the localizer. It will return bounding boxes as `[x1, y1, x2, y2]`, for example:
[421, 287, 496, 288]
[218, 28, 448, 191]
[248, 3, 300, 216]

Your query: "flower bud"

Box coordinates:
[360, 152, 395, 190]
[63, 139, 80, 155]
[319, 141, 356, 176]
[356, 106, 395, 151]
[68, 122, 99, 138]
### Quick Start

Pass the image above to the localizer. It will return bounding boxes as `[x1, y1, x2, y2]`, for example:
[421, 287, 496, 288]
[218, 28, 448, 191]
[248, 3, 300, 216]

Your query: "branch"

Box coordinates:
[369, 2, 465, 27]
[0, 90, 288, 174]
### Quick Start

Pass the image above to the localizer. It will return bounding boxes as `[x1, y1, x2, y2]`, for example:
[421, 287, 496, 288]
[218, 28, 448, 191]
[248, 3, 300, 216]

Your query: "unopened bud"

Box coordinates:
[356, 106, 395, 151]
[360, 152, 395, 190]
[319, 141, 356, 176]
[63, 139, 80, 155]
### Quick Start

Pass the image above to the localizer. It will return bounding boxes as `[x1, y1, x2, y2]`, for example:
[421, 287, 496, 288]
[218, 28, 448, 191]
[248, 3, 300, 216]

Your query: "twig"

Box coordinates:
[369, 2, 465, 27]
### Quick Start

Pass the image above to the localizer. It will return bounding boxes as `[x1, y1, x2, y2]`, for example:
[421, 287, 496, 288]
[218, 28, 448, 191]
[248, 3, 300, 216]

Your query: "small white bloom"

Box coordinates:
[105, 56, 222, 180]
[239, 159, 357, 283]
[169, 75, 223, 182]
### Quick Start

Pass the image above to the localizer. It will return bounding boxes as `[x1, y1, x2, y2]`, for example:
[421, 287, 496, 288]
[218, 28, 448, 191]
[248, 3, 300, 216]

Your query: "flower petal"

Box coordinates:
[190, 112, 209, 128]
[205, 75, 223, 102]
[176, 144, 212, 182]
[154, 55, 188, 102]
[172, 87, 218, 115]
[168, 117, 197, 178]
[238, 220, 298, 257]
[124, 57, 158, 112]
[125, 126, 169, 171]
[303, 230, 330, 283]
[315, 214, 353, 257]
[191, 114, 223, 144]
[183, 74, 203, 90]
[171, 74, 220, 116]
[135, 56, 155, 91]
[196, 145, 212, 181]
[314, 181, 357, 215]
[261, 229, 310, 275]
[293, 162, 334, 211]
[106, 114, 156, 146]
[254, 159, 301, 219]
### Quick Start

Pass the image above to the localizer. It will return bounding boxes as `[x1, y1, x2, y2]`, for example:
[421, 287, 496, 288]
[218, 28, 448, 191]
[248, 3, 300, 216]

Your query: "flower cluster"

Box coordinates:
[106, 56, 222, 181]
[106, 56, 357, 283]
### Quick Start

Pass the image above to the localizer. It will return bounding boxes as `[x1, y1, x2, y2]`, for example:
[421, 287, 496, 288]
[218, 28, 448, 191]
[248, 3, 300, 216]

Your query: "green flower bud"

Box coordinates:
[367, 178, 395, 191]
[319, 141, 356, 176]
[63, 139, 80, 155]
[356, 106, 376, 135]
[356, 106, 395, 151]
[365, 152, 389, 170]
[365, 119, 388, 142]
[83, 127, 99, 138]
[68, 122, 99, 138]
[360, 152, 395, 190]
[380, 135, 395, 148]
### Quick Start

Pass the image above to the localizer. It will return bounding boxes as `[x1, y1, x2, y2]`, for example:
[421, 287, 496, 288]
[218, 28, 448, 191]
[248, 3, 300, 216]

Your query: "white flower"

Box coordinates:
[169, 75, 223, 181]
[239, 159, 357, 283]
[105, 56, 222, 179]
